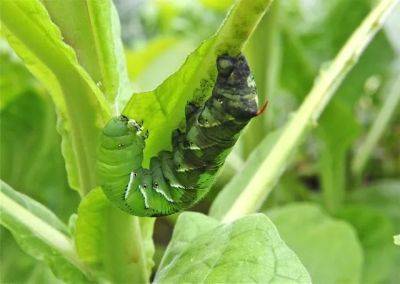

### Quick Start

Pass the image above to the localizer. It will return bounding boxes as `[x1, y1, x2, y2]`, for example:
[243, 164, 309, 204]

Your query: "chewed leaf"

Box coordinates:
[122, 0, 273, 166]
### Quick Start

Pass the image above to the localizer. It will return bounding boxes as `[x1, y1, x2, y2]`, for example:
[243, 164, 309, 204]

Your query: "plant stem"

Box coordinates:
[352, 69, 400, 178]
[215, 0, 274, 56]
[132, 217, 151, 284]
[222, 0, 399, 223]
[0, 191, 92, 278]
[102, 207, 151, 283]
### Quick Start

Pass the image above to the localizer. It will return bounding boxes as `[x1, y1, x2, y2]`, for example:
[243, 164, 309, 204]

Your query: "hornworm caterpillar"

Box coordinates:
[98, 54, 260, 216]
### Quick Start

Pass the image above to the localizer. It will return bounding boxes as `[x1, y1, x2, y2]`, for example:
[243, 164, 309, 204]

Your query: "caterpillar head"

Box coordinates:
[215, 54, 258, 120]
[100, 115, 146, 152]
[102, 115, 131, 137]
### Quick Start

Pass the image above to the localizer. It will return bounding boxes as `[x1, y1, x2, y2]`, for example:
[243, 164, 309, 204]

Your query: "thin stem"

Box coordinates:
[222, 0, 399, 223]
[0, 191, 92, 278]
[352, 70, 400, 177]
[215, 0, 274, 56]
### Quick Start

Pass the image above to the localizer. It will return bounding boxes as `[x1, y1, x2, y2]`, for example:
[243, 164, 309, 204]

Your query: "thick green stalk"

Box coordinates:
[223, 0, 399, 223]
[215, 0, 273, 56]
[352, 71, 400, 178]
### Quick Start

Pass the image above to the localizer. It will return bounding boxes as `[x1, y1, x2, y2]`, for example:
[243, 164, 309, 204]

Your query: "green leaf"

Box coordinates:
[123, 0, 273, 165]
[0, 228, 61, 283]
[75, 188, 155, 283]
[155, 212, 311, 283]
[0, 180, 91, 283]
[267, 203, 363, 283]
[347, 180, 400, 231]
[157, 212, 220, 272]
[41, 0, 131, 106]
[0, 47, 80, 281]
[209, 130, 281, 219]
[0, 0, 111, 195]
[126, 37, 196, 91]
[0, 41, 34, 110]
[336, 205, 399, 283]
[126, 37, 179, 81]
[0, 228, 66, 284]
[0, 90, 79, 221]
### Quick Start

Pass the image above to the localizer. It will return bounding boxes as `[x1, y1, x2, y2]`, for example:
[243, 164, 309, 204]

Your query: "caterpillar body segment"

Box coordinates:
[98, 54, 259, 216]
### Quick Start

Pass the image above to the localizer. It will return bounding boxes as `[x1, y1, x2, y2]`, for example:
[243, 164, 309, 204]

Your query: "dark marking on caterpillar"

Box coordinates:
[97, 54, 260, 217]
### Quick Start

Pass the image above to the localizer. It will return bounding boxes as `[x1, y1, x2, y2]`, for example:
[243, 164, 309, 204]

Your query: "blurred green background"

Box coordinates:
[1, 0, 399, 282]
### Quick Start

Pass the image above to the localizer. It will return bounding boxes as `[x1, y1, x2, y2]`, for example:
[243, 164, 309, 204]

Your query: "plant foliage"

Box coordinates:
[1, 0, 399, 283]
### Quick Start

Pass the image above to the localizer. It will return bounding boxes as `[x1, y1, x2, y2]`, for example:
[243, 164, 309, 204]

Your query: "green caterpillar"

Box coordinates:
[98, 54, 260, 216]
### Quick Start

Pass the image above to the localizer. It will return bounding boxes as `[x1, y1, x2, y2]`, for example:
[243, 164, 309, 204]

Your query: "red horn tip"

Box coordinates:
[256, 100, 269, 116]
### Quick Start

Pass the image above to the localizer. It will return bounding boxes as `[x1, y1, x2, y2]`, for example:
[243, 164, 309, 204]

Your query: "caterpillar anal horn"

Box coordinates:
[256, 100, 269, 116]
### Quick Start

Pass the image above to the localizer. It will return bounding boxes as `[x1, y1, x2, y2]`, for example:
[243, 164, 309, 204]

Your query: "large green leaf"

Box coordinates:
[0, 46, 81, 282]
[123, 0, 273, 165]
[75, 188, 155, 283]
[0, 0, 111, 195]
[41, 0, 131, 107]
[267, 203, 363, 284]
[155, 212, 311, 283]
[336, 205, 399, 283]
[0, 180, 91, 283]
[209, 130, 281, 219]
